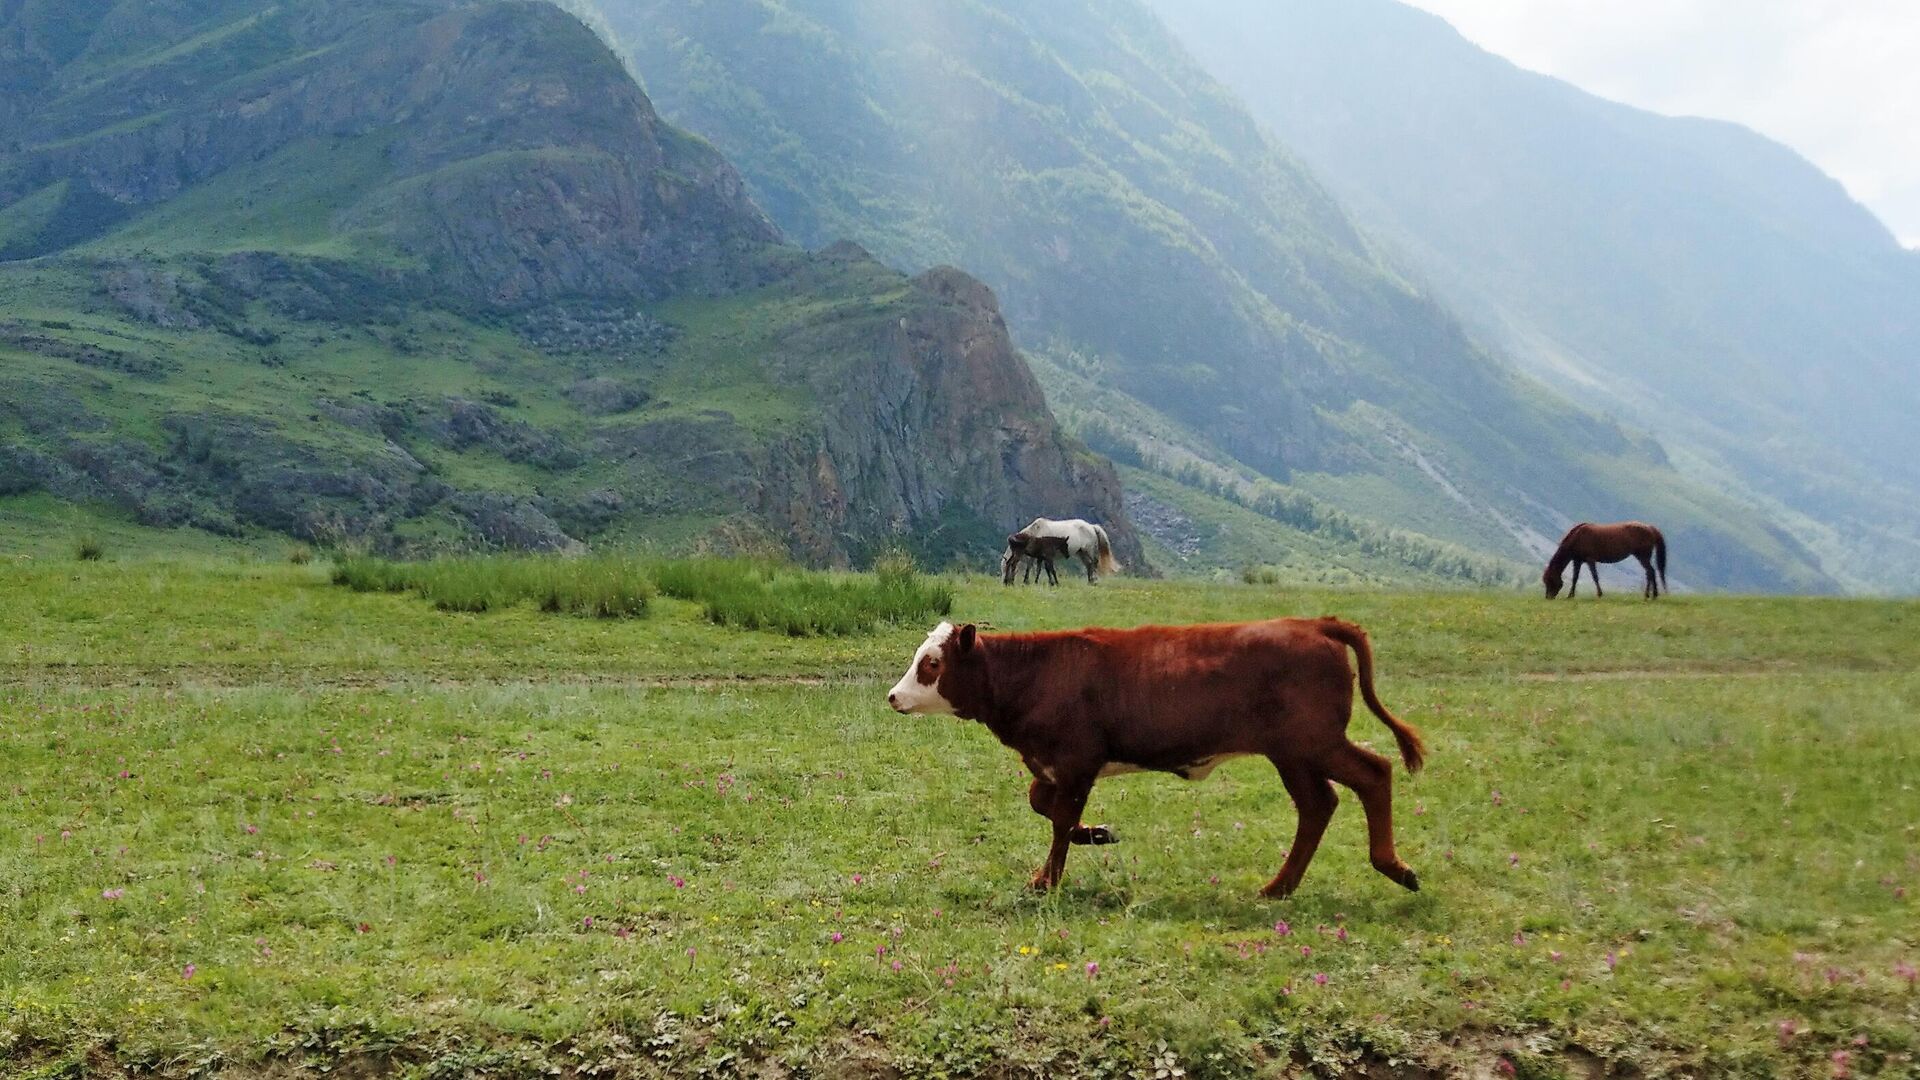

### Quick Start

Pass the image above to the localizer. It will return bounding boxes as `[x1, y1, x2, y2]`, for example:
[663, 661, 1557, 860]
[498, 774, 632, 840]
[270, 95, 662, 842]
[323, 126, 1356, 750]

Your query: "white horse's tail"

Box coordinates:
[1093, 524, 1119, 576]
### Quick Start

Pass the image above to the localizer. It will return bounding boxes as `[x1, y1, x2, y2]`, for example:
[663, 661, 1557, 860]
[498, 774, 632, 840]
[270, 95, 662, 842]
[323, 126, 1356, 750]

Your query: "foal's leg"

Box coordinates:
[1321, 743, 1419, 892]
[1262, 761, 1337, 899]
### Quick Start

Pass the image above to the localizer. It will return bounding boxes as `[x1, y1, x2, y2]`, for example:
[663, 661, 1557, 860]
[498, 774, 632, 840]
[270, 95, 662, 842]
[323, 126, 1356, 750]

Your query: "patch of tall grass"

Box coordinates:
[329, 552, 950, 634]
[331, 554, 652, 618]
[651, 555, 952, 636]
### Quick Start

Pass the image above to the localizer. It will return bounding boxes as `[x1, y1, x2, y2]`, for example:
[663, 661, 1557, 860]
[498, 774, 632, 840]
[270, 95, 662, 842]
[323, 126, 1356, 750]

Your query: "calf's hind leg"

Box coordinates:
[1320, 742, 1420, 892]
[1261, 762, 1337, 898]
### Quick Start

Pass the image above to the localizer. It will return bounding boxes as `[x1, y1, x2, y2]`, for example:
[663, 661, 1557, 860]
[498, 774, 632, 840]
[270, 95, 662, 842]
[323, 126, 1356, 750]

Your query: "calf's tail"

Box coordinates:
[1318, 618, 1425, 773]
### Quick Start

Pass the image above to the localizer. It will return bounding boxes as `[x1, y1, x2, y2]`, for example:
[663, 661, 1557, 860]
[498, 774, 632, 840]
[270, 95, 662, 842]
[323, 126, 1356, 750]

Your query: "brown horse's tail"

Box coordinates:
[1319, 618, 1425, 773]
[1654, 530, 1668, 594]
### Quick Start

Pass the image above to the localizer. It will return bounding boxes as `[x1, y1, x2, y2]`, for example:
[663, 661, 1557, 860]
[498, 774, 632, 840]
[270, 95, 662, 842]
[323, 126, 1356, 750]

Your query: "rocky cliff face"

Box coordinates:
[758, 253, 1143, 568]
[0, 0, 1140, 568]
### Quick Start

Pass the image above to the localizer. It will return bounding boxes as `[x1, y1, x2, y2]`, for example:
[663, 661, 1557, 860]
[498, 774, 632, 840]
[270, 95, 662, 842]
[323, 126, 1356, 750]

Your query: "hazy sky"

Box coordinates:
[1401, 0, 1920, 248]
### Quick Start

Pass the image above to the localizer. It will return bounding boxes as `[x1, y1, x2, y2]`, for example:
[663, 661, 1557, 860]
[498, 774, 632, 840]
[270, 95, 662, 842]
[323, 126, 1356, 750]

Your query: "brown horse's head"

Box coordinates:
[1543, 564, 1565, 599]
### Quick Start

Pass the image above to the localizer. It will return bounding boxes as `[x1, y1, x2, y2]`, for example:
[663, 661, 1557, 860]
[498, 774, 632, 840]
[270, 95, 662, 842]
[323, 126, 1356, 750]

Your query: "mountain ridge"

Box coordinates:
[1148, 0, 1920, 591]
[0, 0, 1144, 569]
[588, 0, 1837, 590]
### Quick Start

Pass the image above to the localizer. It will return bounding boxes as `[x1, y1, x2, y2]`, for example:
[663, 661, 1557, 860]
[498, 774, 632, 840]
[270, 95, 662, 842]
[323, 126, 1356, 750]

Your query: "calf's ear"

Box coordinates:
[956, 623, 978, 652]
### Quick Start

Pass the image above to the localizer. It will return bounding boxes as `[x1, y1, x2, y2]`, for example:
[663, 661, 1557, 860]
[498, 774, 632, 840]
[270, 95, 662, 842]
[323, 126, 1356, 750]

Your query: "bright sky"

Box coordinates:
[1400, 0, 1920, 248]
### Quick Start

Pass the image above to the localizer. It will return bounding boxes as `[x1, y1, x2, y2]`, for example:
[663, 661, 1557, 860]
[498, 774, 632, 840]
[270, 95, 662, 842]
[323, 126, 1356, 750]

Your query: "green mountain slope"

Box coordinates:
[0, 0, 1140, 567]
[586, 0, 1836, 591]
[1149, 0, 1920, 592]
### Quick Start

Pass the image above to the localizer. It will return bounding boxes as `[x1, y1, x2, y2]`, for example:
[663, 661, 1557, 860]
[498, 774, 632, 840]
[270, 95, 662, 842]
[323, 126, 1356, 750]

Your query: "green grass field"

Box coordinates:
[2, 555, 1916, 1077]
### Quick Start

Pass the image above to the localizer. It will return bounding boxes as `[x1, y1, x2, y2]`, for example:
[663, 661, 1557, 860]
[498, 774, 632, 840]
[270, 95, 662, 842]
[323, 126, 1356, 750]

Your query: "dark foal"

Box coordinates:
[1001, 532, 1071, 586]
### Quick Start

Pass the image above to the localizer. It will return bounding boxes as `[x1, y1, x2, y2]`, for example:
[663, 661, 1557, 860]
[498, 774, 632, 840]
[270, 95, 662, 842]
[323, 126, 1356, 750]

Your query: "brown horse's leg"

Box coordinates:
[1588, 561, 1603, 598]
[1635, 553, 1657, 599]
[1567, 561, 1580, 597]
[1262, 761, 1337, 898]
[1322, 742, 1418, 892]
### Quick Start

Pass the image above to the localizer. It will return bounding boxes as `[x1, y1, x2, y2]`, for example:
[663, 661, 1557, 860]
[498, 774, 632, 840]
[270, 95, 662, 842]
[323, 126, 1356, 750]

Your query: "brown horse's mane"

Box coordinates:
[1543, 523, 1590, 578]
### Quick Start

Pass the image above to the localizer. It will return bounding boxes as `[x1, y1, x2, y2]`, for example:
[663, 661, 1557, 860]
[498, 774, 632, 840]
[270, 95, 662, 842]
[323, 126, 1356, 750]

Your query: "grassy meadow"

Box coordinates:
[1, 551, 1917, 1077]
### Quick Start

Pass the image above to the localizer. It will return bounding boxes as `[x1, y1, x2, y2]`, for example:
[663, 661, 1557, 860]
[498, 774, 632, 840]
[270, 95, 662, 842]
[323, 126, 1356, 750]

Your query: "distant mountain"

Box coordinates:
[589, 0, 1836, 590]
[1149, 0, 1920, 591]
[0, 0, 1140, 567]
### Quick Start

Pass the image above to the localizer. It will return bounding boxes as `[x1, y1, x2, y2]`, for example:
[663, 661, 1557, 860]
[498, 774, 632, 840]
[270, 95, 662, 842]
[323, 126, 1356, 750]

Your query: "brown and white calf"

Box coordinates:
[887, 618, 1426, 897]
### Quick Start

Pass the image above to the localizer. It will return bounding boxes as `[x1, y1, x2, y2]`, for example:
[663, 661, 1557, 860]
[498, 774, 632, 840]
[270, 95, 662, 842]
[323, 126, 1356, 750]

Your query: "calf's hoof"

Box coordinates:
[1258, 878, 1297, 900]
[1070, 824, 1119, 846]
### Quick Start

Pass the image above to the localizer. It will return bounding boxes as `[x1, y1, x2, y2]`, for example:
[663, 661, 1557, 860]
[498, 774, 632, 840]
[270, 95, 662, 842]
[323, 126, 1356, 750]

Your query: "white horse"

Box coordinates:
[1018, 517, 1119, 584]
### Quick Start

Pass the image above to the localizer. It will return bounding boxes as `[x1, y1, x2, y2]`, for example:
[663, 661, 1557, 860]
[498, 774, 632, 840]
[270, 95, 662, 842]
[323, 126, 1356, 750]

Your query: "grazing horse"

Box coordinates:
[1544, 522, 1668, 599]
[1018, 518, 1119, 584]
[1003, 532, 1071, 586]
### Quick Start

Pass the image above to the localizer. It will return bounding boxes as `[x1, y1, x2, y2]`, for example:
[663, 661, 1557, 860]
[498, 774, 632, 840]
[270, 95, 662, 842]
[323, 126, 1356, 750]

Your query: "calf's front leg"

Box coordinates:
[1027, 777, 1116, 846]
[1030, 774, 1095, 890]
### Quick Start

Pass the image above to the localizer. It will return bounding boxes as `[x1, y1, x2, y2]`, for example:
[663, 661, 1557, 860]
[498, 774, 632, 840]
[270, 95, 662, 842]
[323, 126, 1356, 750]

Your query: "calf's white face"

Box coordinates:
[887, 621, 957, 715]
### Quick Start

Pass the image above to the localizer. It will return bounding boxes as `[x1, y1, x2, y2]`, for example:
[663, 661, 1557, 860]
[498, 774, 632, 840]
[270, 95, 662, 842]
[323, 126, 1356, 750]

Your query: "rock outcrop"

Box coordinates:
[760, 260, 1143, 568]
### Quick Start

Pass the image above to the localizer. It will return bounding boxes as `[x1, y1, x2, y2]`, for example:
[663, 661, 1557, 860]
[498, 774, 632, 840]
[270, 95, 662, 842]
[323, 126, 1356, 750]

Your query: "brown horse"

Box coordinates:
[1544, 522, 1667, 599]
